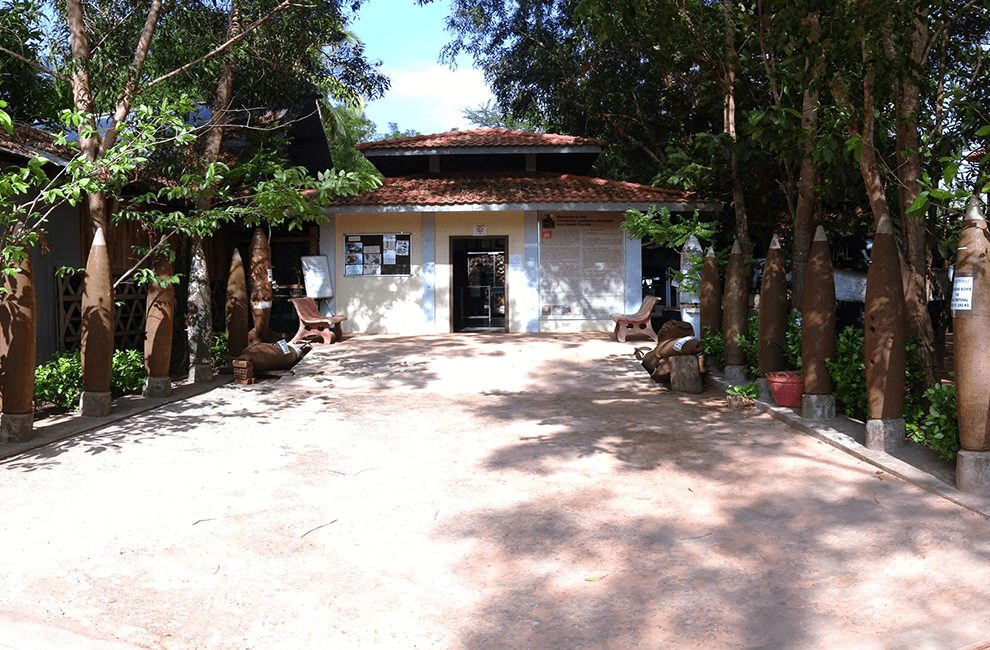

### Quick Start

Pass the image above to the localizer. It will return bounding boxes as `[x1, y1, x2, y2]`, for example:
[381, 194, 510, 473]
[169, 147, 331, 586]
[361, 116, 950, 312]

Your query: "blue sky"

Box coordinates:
[350, 0, 494, 135]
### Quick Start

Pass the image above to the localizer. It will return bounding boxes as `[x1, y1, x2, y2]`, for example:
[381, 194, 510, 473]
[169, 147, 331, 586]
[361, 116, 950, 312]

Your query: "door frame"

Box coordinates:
[448, 235, 509, 333]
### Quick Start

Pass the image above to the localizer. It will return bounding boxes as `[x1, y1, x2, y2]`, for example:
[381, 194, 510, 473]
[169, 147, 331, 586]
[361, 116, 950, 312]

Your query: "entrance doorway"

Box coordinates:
[451, 237, 507, 332]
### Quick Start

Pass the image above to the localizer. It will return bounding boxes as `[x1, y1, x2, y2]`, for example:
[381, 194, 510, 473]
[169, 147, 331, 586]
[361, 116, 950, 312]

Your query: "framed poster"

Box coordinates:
[301, 255, 334, 298]
[343, 233, 412, 276]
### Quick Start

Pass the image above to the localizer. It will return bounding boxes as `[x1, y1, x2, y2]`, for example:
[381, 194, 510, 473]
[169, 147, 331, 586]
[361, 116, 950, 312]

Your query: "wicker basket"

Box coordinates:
[766, 371, 804, 407]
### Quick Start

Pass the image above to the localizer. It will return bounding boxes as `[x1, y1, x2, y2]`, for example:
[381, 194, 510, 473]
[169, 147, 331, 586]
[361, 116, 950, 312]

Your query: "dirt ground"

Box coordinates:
[2, 333, 990, 650]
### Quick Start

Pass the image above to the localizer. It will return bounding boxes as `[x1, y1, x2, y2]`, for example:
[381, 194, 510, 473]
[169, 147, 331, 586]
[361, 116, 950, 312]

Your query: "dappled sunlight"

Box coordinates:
[4, 333, 990, 648]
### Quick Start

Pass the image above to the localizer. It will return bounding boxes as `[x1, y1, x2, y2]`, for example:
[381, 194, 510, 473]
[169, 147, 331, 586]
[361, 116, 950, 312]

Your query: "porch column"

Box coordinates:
[318, 213, 336, 317]
[625, 234, 643, 313]
[522, 211, 541, 332]
[422, 212, 436, 333]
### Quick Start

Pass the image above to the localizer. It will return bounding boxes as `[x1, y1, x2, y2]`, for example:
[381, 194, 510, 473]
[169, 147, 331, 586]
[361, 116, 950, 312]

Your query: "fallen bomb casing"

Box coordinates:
[758, 234, 789, 377]
[801, 226, 836, 395]
[0, 253, 37, 414]
[226, 249, 249, 358]
[248, 228, 275, 344]
[722, 240, 748, 367]
[238, 341, 305, 373]
[144, 251, 174, 380]
[700, 247, 722, 340]
[81, 227, 114, 393]
[952, 196, 990, 451]
[864, 215, 906, 420]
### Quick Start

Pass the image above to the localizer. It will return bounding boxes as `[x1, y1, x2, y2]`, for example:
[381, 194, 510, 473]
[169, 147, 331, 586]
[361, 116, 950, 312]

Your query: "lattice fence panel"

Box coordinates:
[57, 273, 148, 353]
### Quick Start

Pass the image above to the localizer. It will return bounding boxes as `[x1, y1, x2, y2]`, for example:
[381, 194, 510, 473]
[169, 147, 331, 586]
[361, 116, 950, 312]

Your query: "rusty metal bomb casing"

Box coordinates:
[864, 215, 906, 420]
[248, 228, 274, 338]
[0, 253, 37, 414]
[758, 235, 789, 377]
[723, 240, 748, 367]
[144, 251, 174, 379]
[81, 228, 114, 393]
[801, 226, 836, 395]
[952, 196, 990, 451]
[700, 247, 721, 340]
[226, 249, 249, 358]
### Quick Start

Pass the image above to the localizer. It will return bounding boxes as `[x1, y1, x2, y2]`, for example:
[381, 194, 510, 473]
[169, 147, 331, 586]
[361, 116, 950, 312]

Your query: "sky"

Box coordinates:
[350, 0, 494, 136]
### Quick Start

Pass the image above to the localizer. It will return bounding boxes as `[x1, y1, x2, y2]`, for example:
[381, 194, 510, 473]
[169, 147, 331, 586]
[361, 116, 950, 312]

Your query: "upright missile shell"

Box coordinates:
[801, 226, 836, 395]
[187, 236, 212, 369]
[864, 214, 906, 420]
[0, 253, 37, 415]
[700, 247, 722, 340]
[144, 251, 174, 380]
[226, 248, 249, 358]
[81, 227, 114, 393]
[952, 196, 990, 451]
[758, 234, 788, 377]
[723, 240, 748, 367]
[248, 228, 274, 342]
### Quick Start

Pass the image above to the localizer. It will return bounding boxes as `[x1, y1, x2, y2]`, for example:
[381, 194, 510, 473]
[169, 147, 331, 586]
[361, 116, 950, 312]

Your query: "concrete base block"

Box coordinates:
[189, 363, 214, 383]
[802, 394, 835, 421]
[1, 413, 34, 443]
[865, 418, 906, 452]
[670, 355, 703, 394]
[723, 365, 748, 383]
[956, 450, 990, 496]
[80, 391, 112, 418]
[143, 376, 172, 399]
[756, 378, 773, 404]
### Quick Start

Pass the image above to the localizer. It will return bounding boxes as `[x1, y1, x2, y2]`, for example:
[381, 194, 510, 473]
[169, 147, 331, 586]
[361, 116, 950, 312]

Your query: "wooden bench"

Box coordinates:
[289, 297, 347, 344]
[609, 295, 660, 343]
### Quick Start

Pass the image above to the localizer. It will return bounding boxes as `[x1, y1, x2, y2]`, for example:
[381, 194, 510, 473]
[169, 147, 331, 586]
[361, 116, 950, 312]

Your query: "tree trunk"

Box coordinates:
[791, 87, 819, 309]
[187, 1, 241, 378]
[895, 17, 937, 389]
[723, 0, 752, 258]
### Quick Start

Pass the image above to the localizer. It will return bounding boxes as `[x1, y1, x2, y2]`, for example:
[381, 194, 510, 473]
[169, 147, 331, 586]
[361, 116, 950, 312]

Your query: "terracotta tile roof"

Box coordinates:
[357, 128, 608, 151]
[0, 123, 75, 164]
[329, 172, 714, 209]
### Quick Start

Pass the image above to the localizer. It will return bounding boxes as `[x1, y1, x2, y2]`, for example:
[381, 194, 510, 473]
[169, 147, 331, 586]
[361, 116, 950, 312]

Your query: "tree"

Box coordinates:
[1, 0, 388, 399]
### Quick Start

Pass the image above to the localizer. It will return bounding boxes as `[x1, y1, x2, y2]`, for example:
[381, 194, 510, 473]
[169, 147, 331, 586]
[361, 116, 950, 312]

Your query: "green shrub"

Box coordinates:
[825, 326, 868, 420]
[785, 311, 803, 371]
[908, 383, 960, 461]
[726, 381, 758, 399]
[110, 349, 147, 398]
[34, 351, 83, 410]
[736, 314, 760, 377]
[702, 329, 725, 368]
[35, 348, 147, 410]
[211, 332, 229, 368]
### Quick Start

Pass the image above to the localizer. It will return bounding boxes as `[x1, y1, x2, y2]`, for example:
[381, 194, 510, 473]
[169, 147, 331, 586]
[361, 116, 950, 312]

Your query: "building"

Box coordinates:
[322, 128, 721, 334]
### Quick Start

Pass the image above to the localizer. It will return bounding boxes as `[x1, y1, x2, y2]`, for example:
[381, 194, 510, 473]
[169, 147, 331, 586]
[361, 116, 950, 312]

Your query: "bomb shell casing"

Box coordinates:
[144, 251, 174, 379]
[722, 240, 748, 367]
[864, 215, 906, 420]
[0, 253, 37, 414]
[226, 248, 249, 359]
[187, 237, 212, 366]
[248, 228, 274, 338]
[801, 226, 836, 395]
[758, 234, 789, 377]
[81, 227, 114, 393]
[700, 247, 722, 340]
[952, 196, 990, 451]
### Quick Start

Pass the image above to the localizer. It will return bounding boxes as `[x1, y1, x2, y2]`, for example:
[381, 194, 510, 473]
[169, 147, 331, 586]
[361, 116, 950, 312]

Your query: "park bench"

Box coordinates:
[289, 297, 347, 345]
[609, 295, 660, 343]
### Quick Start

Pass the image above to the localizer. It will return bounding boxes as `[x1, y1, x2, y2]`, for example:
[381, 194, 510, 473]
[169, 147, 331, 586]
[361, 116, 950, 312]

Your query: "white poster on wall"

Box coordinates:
[301, 255, 334, 298]
[538, 213, 625, 319]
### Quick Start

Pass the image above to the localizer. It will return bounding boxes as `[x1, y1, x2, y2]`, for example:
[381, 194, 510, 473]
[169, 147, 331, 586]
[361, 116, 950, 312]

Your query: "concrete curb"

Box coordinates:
[0, 376, 230, 463]
[708, 373, 990, 519]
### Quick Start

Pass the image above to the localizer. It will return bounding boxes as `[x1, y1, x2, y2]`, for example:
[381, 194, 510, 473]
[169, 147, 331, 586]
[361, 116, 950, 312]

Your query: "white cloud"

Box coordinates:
[365, 66, 494, 135]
